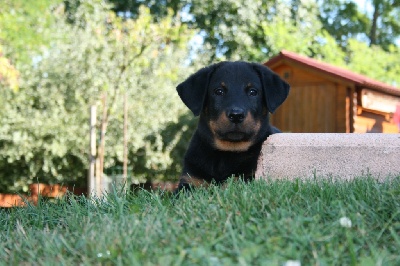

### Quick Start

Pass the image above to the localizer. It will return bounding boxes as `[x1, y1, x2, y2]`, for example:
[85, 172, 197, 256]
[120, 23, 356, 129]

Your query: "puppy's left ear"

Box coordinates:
[252, 63, 290, 113]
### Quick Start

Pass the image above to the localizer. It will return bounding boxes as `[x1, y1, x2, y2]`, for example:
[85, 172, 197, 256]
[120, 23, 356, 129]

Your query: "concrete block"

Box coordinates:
[255, 133, 400, 181]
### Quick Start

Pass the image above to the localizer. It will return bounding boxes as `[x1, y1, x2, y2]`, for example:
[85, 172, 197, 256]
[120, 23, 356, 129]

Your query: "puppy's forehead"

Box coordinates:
[209, 62, 260, 87]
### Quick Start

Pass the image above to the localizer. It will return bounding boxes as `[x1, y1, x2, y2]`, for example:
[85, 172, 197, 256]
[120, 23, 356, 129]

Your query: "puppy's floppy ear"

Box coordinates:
[177, 63, 222, 116]
[252, 63, 290, 114]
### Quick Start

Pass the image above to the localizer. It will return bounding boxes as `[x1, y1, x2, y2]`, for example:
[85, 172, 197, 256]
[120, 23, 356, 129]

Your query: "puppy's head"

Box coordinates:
[177, 61, 289, 152]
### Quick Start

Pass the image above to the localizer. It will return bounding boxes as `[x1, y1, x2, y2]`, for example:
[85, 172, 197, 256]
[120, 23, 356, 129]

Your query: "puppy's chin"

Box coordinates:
[224, 132, 247, 142]
[210, 127, 258, 152]
[213, 137, 253, 152]
[208, 117, 261, 152]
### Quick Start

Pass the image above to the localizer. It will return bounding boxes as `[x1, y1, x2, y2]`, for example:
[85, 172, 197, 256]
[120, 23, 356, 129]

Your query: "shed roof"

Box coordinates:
[265, 50, 400, 97]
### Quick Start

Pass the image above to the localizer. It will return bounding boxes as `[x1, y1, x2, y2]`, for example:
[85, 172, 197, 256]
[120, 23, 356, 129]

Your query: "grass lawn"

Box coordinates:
[1, 177, 400, 265]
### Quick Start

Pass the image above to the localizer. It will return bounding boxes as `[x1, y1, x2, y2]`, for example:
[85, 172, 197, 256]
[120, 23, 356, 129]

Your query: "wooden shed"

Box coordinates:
[264, 50, 400, 133]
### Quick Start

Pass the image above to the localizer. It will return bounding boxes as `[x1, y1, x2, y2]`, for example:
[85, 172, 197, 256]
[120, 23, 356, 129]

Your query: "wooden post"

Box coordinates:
[97, 93, 107, 196]
[123, 92, 128, 188]
[88, 105, 97, 197]
[95, 157, 101, 196]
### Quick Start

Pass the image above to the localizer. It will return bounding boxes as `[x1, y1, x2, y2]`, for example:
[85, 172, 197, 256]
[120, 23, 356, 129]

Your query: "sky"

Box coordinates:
[353, 0, 373, 14]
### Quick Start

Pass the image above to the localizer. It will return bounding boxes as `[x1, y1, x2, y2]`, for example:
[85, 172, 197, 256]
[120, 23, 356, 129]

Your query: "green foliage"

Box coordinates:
[1, 178, 400, 264]
[0, 77, 89, 191]
[318, 0, 370, 47]
[0, 0, 63, 64]
[186, 0, 272, 60]
[259, 1, 346, 61]
[366, 0, 400, 49]
[107, 0, 185, 18]
[0, 1, 195, 191]
[346, 40, 400, 86]
[319, 0, 400, 50]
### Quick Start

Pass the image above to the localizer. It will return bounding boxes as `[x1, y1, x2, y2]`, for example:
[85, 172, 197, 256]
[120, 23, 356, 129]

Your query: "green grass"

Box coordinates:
[1, 177, 400, 265]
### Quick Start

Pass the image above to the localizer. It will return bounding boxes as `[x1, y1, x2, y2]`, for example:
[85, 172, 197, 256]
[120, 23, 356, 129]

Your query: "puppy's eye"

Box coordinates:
[214, 88, 225, 96]
[248, 88, 258, 96]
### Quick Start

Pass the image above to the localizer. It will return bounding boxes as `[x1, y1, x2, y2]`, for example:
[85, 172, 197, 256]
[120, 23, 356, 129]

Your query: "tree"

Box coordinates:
[346, 40, 400, 86]
[107, 0, 185, 18]
[0, 1, 194, 192]
[318, 0, 369, 47]
[0, 0, 63, 65]
[368, 0, 400, 49]
[318, 0, 400, 50]
[64, 0, 187, 20]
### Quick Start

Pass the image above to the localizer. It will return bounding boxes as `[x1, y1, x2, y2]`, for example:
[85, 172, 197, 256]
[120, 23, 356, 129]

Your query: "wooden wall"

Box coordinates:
[270, 64, 348, 133]
[354, 110, 398, 133]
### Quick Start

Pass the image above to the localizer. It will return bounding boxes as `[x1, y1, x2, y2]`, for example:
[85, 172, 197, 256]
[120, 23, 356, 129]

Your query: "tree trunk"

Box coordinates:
[88, 105, 97, 197]
[369, 0, 380, 46]
[98, 92, 109, 193]
[123, 92, 128, 187]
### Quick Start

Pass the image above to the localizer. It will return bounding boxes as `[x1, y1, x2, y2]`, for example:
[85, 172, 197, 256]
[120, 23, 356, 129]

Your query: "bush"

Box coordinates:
[0, 2, 197, 192]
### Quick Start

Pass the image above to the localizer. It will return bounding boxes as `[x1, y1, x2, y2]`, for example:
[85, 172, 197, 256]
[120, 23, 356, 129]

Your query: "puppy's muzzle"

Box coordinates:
[227, 108, 245, 124]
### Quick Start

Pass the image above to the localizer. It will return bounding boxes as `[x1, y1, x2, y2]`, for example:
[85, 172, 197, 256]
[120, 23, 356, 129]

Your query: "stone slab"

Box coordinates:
[255, 133, 400, 181]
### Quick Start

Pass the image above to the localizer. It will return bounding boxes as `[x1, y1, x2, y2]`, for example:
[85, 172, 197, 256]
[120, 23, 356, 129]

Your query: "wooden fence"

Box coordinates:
[0, 183, 87, 208]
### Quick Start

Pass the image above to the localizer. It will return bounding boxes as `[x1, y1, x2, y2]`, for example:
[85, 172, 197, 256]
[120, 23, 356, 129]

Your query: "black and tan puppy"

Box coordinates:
[176, 61, 289, 192]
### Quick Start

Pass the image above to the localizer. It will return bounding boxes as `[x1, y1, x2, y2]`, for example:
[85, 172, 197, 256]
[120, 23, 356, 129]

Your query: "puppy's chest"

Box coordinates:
[206, 151, 259, 181]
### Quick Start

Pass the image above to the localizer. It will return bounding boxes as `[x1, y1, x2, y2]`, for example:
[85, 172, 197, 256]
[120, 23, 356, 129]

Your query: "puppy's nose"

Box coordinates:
[227, 108, 245, 124]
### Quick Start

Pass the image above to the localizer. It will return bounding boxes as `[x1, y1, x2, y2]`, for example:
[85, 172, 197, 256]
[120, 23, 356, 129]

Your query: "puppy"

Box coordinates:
[176, 61, 289, 192]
